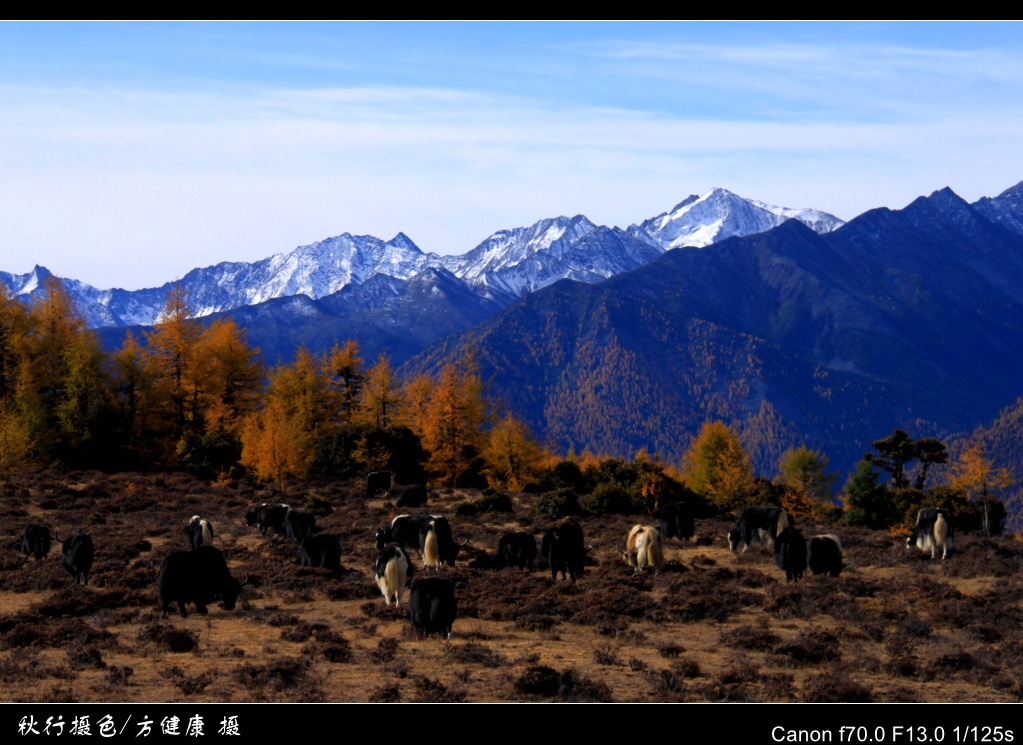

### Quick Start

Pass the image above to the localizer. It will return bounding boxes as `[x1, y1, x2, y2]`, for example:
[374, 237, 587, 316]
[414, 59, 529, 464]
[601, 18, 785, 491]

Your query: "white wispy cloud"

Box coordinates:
[2, 31, 1023, 290]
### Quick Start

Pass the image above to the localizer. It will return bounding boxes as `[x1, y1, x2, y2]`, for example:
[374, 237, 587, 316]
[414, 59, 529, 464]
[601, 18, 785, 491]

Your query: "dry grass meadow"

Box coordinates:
[2, 469, 1023, 703]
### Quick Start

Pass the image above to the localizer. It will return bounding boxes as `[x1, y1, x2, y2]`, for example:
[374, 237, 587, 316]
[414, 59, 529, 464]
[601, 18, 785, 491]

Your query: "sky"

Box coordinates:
[2, 22, 1023, 291]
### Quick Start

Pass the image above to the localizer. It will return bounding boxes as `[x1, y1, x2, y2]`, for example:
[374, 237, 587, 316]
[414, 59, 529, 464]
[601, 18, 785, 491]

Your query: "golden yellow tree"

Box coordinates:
[681, 421, 755, 512]
[0, 401, 32, 482]
[952, 437, 1014, 537]
[0, 285, 28, 402]
[16, 277, 109, 463]
[360, 353, 402, 429]
[240, 399, 313, 488]
[240, 347, 333, 484]
[402, 374, 433, 439]
[192, 319, 262, 435]
[421, 354, 488, 487]
[776, 445, 837, 520]
[483, 411, 543, 490]
[109, 330, 161, 464]
[144, 284, 202, 438]
[324, 340, 365, 426]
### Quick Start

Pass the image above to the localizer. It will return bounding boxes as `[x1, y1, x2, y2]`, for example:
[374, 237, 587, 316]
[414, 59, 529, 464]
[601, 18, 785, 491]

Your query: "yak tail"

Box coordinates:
[424, 525, 439, 569]
[645, 530, 664, 573]
[201, 520, 213, 547]
[776, 510, 790, 537]
[381, 559, 402, 605]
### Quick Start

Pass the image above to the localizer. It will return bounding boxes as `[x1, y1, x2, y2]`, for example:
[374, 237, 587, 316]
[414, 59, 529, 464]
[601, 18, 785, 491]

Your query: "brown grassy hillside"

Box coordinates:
[1, 470, 1021, 703]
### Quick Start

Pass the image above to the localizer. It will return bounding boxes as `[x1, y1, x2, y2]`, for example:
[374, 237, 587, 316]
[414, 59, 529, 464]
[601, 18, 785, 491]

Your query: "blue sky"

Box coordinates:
[2, 22, 1023, 290]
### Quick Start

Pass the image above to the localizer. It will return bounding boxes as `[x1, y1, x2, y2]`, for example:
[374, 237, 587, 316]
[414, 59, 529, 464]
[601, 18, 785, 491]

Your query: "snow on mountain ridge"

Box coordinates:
[640, 187, 845, 251]
[2, 188, 848, 329]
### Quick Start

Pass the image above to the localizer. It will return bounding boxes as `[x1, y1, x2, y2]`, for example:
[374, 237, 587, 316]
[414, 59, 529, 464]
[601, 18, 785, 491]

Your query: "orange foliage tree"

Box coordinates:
[681, 421, 755, 513]
[420, 354, 489, 487]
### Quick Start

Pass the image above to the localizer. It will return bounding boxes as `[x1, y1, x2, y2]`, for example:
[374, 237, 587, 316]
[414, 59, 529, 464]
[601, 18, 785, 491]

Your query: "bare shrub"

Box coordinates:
[646, 667, 689, 698]
[369, 684, 401, 702]
[928, 650, 988, 682]
[719, 661, 759, 684]
[410, 675, 466, 703]
[174, 672, 215, 696]
[720, 620, 780, 651]
[137, 623, 199, 654]
[899, 615, 932, 639]
[657, 643, 685, 659]
[67, 645, 106, 671]
[765, 587, 808, 619]
[515, 665, 561, 697]
[446, 641, 505, 668]
[557, 668, 613, 702]
[371, 637, 399, 663]
[593, 642, 622, 666]
[0, 651, 48, 683]
[773, 629, 841, 666]
[105, 665, 134, 688]
[801, 669, 873, 702]
[234, 658, 310, 693]
[304, 630, 353, 664]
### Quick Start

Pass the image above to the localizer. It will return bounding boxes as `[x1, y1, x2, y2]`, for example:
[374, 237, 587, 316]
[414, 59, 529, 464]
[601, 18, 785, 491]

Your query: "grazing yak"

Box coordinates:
[20, 524, 51, 561]
[375, 543, 414, 607]
[185, 516, 214, 550]
[245, 502, 290, 537]
[283, 508, 317, 542]
[409, 576, 457, 638]
[625, 525, 664, 574]
[498, 532, 537, 572]
[808, 534, 844, 577]
[421, 521, 440, 569]
[907, 507, 954, 560]
[376, 514, 432, 555]
[158, 546, 247, 618]
[659, 502, 695, 543]
[396, 485, 428, 509]
[296, 533, 342, 571]
[773, 526, 807, 583]
[540, 517, 585, 583]
[56, 531, 94, 585]
[728, 506, 790, 553]
[365, 470, 392, 500]
[419, 516, 464, 569]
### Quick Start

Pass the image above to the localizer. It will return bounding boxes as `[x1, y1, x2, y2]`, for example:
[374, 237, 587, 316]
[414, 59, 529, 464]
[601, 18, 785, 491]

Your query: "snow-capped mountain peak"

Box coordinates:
[2, 186, 851, 328]
[639, 187, 845, 251]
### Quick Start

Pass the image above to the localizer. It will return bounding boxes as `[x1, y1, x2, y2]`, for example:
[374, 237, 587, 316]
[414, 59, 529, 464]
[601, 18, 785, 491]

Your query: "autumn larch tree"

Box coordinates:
[483, 411, 543, 490]
[681, 421, 756, 513]
[360, 353, 401, 429]
[325, 340, 365, 426]
[776, 445, 837, 519]
[421, 353, 489, 488]
[952, 437, 1013, 537]
[144, 284, 203, 445]
[240, 348, 333, 485]
[15, 277, 110, 466]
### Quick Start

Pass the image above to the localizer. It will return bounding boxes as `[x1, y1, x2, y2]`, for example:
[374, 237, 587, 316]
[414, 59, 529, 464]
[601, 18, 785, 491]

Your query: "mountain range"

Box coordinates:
[404, 181, 1023, 477]
[7, 180, 1023, 490]
[2, 188, 843, 331]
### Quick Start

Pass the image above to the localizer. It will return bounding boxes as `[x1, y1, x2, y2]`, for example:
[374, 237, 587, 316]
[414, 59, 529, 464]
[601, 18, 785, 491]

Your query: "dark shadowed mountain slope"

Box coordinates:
[405, 188, 1023, 476]
[98, 267, 502, 368]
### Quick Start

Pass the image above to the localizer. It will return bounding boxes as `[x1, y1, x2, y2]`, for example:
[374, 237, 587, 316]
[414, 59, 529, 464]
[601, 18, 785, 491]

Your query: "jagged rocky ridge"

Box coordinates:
[2, 188, 845, 329]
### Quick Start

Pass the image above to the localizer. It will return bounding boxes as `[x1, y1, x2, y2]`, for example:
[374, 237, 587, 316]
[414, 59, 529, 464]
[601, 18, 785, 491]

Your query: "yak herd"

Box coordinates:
[14, 469, 959, 644]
